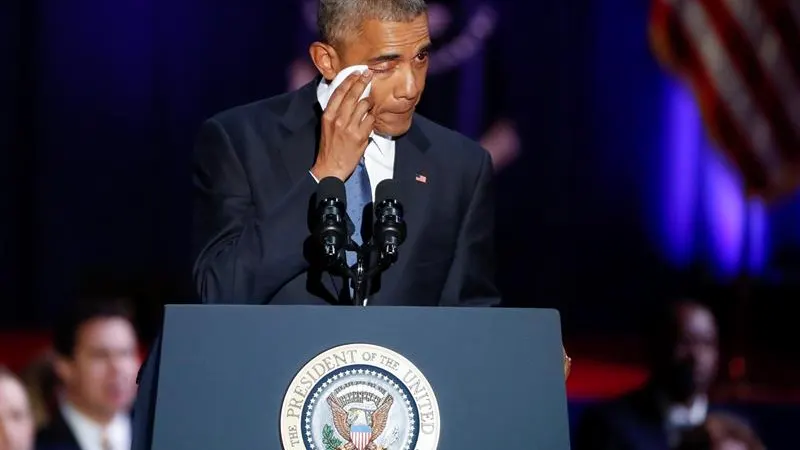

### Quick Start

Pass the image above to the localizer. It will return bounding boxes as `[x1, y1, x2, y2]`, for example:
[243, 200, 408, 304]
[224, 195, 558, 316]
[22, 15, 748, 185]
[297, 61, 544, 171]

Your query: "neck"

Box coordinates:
[63, 393, 115, 425]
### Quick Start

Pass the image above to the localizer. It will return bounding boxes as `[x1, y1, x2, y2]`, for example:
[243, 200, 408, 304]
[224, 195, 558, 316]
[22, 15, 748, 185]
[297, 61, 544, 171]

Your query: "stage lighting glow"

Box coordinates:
[663, 81, 767, 277]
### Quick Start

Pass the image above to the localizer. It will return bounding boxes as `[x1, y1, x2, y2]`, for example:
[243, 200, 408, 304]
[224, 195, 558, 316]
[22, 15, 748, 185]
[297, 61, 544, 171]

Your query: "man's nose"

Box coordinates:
[395, 68, 420, 100]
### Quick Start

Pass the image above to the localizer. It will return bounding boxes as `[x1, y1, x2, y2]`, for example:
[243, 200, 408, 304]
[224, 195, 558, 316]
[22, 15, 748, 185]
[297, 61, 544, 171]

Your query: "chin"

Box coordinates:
[375, 118, 413, 138]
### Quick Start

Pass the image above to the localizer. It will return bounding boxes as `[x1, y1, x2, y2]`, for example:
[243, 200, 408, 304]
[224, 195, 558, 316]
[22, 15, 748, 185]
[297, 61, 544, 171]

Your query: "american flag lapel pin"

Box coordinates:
[415, 173, 427, 183]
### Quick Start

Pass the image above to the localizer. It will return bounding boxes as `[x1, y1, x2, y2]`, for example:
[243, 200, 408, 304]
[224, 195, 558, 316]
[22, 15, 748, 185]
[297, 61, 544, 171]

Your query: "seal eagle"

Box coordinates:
[326, 394, 394, 450]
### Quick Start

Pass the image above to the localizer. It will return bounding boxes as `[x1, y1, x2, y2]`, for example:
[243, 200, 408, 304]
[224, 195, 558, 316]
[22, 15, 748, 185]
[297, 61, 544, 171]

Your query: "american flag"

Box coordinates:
[649, 0, 800, 201]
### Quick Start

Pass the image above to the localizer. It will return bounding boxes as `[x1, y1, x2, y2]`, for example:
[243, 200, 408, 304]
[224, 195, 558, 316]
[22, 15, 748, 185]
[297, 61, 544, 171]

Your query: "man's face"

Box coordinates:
[0, 376, 34, 450]
[670, 304, 719, 396]
[335, 14, 431, 136]
[57, 317, 140, 419]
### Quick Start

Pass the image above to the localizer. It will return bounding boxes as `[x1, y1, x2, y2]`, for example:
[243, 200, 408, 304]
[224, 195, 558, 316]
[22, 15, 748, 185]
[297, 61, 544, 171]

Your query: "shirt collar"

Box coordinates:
[60, 399, 130, 449]
[657, 393, 709, 427]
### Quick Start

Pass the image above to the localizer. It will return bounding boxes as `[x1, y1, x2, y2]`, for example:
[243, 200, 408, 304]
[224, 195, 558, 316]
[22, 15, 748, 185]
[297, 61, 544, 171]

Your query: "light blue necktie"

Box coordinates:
[345, 157, 372, 269]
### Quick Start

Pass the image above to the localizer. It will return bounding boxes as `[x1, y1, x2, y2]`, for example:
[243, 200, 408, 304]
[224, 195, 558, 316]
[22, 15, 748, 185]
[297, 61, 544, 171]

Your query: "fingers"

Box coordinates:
[337, 70, 373, 120]
[349, 98, 373, 128]
[325, 70, 372, 115]
[358, 109, 376, 135]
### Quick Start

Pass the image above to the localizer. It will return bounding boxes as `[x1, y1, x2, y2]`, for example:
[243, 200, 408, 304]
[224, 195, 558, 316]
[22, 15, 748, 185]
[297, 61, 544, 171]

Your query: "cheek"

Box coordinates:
[414, 67, 427, 89]
[369, 83, 393, 106]
[122, 357, 141, 377]
[80, 361, 109, 385]
[702, 350, 718, 368]
[13, 418, 34, 441]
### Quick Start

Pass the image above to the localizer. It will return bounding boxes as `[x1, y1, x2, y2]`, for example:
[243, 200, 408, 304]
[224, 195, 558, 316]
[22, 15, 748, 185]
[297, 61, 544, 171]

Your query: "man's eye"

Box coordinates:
[416, 51, 430, 61]
[370, 63, 393, 73]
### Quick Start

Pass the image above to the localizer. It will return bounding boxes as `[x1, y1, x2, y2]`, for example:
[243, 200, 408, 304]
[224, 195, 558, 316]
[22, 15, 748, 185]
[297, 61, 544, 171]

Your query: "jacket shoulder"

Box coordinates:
[207, 89, 297, 131]
[413, 114, 489, 163]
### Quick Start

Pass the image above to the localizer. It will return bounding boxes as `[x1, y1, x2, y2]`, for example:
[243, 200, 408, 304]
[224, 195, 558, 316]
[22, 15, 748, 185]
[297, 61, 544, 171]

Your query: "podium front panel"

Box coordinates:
[150, 305, 570, 449]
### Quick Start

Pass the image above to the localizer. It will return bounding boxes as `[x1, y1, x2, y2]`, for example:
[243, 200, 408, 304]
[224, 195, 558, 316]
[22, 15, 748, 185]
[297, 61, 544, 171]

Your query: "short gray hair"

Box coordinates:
[318, 0, 427, 46]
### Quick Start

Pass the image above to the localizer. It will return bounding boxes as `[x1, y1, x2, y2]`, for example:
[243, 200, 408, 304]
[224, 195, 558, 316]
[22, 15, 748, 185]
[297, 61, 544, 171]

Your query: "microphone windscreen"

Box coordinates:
[375, 179, 399, 205]
[317, 177, 346, 207]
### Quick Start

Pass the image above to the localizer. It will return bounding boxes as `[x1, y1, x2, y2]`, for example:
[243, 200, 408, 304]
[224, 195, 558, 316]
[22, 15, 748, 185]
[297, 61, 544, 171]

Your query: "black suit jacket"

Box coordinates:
[35, 409, 80, 450]
[191, 78, 500, 306]
[574, 384, 673, 450]
[37, 407, 134, 450]
[573, 383, 728, 450]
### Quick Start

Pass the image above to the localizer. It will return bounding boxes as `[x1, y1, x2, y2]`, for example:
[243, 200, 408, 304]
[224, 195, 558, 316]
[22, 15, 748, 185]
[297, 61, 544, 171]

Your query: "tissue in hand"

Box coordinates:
[318, 65, 372, 111]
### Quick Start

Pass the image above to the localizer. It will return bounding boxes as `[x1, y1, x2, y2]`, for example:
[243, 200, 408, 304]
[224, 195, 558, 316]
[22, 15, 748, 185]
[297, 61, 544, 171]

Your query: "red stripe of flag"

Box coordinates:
[648, 0, 771, 192]
[700, 0, 800, 163]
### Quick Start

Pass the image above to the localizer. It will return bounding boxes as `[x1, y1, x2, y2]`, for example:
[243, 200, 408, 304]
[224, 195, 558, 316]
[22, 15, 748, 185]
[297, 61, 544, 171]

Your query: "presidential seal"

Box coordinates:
[280, 343, 440, 450]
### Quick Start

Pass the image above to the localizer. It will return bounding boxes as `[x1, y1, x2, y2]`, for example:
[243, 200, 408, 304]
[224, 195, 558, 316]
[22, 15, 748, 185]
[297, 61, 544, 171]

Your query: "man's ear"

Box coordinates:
[53, 355, 74, 385]
[309, 42, 340, 81]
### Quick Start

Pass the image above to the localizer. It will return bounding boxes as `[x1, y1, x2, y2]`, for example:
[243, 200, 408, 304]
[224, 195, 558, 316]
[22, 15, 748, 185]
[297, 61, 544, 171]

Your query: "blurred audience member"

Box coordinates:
[20, 351, 58, 431]
[703, 412, 764, 450]
[573, 299, 759, 449]
[36, 298, 140, 450]
[0, 366, 35, 450]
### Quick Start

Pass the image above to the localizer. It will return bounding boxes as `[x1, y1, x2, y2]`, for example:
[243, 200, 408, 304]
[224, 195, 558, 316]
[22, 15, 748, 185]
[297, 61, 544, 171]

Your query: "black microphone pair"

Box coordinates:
[315, 176, 406, 270]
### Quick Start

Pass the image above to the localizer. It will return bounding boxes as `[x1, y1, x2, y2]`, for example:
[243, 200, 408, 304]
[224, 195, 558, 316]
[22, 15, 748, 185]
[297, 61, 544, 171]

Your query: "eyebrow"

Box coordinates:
[367, 43, 433, 64]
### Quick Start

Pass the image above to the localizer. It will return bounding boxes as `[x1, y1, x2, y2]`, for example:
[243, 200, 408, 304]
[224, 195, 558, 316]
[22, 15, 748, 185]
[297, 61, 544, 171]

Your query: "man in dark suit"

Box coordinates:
[132, 1, 498, 448]
[573, 300, 722, 450]
[37, 298, 140, 450]
[191, 0, 499, 307]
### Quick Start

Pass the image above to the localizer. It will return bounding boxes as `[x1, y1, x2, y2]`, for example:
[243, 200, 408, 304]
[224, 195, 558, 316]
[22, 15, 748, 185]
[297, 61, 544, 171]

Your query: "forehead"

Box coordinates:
[344, 15, 430, 54]
[676, 305, 717, 338]
[75, 317, 136, 349]
[0, 377, 28, 409]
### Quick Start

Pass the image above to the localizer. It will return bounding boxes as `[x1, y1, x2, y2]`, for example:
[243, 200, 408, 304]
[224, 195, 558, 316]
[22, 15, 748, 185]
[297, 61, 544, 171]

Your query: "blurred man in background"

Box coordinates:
[37, 298, 140, 450]
[574, 299, 739, 449]
[0, 366, 35, 450]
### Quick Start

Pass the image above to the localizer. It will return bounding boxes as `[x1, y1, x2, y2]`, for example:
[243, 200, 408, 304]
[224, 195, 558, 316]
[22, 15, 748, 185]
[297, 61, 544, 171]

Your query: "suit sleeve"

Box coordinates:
[439, 149, 501, 307]
[191, 118, 317, 304]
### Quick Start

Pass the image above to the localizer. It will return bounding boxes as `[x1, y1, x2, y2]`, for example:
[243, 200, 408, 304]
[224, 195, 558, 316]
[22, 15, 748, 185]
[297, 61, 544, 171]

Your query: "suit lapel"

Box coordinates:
[393, 122, 431, 253]
[277, 78, 322, 185]
[368, 121, 431, 303]
[277, 78, 343, 301]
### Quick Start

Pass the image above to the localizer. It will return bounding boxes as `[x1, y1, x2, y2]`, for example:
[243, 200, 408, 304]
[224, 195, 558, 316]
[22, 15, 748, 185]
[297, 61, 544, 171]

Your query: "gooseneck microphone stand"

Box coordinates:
[352, 246, 369, 306]
[349, 182, 406, 306]
[347, 241, 396, 307]
[320, 240, 372, 307]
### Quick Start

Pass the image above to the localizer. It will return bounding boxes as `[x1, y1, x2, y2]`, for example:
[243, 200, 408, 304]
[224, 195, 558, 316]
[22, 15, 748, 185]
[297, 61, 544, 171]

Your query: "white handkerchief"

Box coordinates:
[318, 65, 372, 111]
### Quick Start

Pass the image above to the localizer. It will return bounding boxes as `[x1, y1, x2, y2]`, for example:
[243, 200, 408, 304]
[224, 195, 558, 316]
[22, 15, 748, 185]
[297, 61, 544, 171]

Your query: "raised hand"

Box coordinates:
[311, 70, 375, 181]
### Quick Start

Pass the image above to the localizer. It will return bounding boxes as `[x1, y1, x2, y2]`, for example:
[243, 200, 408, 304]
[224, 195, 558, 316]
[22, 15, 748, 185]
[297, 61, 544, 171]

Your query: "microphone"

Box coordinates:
[373, 179, 406, 260]
[315, 177, 348, 262]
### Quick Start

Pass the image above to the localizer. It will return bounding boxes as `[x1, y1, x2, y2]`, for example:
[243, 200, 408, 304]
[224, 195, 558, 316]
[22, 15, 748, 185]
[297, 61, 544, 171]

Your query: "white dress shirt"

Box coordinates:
[660, 394, 708, 448]
[60, 401, 131, 450]
[664, 395, 708, 428]
[314, 77, 395, 200]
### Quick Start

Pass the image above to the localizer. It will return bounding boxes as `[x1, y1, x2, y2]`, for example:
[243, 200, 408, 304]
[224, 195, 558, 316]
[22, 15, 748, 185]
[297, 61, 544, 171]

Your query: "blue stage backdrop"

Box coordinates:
[2, 0, 800, 336]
